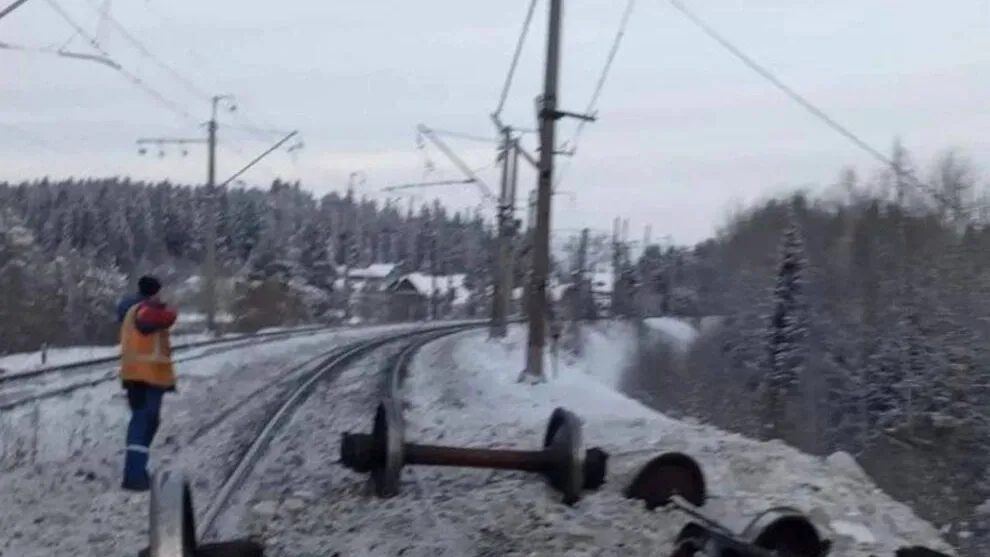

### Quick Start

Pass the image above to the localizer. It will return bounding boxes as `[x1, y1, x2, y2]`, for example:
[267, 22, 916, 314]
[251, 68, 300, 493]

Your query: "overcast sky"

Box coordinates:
[2, 1, 989, 244]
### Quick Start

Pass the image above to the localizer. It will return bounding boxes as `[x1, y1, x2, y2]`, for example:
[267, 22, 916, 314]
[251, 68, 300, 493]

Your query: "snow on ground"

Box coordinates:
[554, 321, 639, 389]
[0, 341, 201, 375]
[0, 323, 437, 469]
[388, 326, 953, 557]
[645, 317, 699, 350]
[0, 328, 286, 375]
[553, 319, 697, 389]
[0, 323, 414, 375]
[0, 329, 324, 408]
[218, 343, 414, 554]
[0, 322, 444, 557]
[174, 311, 235, 324]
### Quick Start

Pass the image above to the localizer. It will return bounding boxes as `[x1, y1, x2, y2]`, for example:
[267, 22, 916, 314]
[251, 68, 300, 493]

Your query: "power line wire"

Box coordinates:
[554, 0, 636, 188]
[47, 0, 283, 180]
[493, 0, 540, 118]
[80, 0, 211, 100]
[668, 0, 944, 204]
[138, 3, 293, 143]
[81, 0, 289, 147]
[430, 128, 499, 144]
[43, 0, 200, 124]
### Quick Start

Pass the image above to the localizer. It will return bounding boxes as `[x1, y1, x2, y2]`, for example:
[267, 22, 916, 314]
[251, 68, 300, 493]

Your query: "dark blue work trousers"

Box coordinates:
[122, 382, 166, 491]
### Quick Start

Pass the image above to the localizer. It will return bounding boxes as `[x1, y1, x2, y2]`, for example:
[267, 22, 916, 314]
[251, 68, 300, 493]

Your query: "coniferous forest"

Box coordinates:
[622, 143, 990, 555]
[0, 178, 497, 352]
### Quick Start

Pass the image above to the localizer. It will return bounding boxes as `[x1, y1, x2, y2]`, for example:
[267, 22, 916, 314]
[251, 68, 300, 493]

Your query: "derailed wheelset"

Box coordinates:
[139, 468, 263, 557]
[667, 497, 832, 557]
[624, 452, 832, 557]
[340, 399, 609, 505]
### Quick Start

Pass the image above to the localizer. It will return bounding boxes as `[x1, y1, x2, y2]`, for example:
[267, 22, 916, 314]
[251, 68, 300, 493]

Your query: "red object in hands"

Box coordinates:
[135, 301, 178, 330]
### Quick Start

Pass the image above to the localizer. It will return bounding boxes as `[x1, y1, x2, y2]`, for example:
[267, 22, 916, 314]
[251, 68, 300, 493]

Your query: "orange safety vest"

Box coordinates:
[119, 304, 175, 388]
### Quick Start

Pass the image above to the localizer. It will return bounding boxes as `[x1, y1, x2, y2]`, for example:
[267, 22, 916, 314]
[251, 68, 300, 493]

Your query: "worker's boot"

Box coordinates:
[122, 445, 151, 492]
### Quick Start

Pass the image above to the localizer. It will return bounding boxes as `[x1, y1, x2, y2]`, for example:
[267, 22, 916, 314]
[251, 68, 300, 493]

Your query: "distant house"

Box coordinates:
[333, 263, 404, 322]
[387, 272, 470, 322]
[348, 263, 402, 287]
[333, 263, 402, 292]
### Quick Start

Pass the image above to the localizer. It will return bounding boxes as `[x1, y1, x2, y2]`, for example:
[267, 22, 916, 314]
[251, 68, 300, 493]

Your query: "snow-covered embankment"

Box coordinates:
[0, 323, 428, 557]
[402, 326, 953, 556]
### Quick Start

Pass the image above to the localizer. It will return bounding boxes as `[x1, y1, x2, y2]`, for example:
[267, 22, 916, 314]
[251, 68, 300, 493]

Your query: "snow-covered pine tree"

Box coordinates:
[762, 205, 809, 442]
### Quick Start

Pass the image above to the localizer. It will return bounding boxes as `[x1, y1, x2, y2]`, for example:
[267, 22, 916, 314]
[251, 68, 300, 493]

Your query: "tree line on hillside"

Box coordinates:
[622, 142, 990, 556]
[0, 178, 504, 354]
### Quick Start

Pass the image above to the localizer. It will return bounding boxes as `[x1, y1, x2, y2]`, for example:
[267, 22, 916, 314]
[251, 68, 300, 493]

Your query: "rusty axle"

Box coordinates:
[340, 404, 609, 504]
[344, 433, 559, 472]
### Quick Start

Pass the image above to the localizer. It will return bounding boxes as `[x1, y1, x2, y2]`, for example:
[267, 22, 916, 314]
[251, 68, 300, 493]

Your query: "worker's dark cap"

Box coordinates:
[138, 275, 162, 297]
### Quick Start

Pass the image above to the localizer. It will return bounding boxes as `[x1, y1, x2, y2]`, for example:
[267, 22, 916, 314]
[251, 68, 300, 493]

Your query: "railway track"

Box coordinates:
[0, 325, 331, 383]
[382, 330, 476, 556]
[0, 324, 388, 411]
[144, 322, 480, 553]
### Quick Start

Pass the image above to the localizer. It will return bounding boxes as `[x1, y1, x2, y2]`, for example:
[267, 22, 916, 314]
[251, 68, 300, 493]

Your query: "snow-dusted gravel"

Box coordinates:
[0, 324, 429, 557]
[0, 325, 384, 409]
[390, 328, 955, 557]
[215, 341, 412, 552]
[186, 326, 957, 557]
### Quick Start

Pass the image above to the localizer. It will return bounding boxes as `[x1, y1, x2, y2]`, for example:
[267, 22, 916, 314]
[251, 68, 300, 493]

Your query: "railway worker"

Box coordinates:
[116, 275, 178, 492]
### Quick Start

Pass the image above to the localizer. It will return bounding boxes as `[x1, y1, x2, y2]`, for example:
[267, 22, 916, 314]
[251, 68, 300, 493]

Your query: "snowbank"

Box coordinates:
[399, 326, 952, 557]
[553, 321, 638, 389]
[645, 316, 699, 349]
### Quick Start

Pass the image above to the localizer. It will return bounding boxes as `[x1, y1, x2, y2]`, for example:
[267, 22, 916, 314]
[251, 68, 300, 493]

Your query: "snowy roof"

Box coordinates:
[333, 278, 370, 292]
[347, 263, 399, 279]
[509, 280, 570, 302]
[392, 272, 470, 306]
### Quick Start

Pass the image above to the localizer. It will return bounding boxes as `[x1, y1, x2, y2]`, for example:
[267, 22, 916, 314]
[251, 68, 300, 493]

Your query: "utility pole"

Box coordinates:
[341, 171, 367, 323]
[523, 0, 597, 381]
[574, 228, 589, 322]
[429, 220, 439, 320]
[491, 126, 516, 338]
[204, 96, 222, 336]
[567, 227, 589, 355]
[342, 191, 354, 323]
[611, 217, 621, 317]
[526, 189, 538, 231]
[136, 94, 233, 336]
[504, 137, 521, 322]
[639, 224, 651, 315]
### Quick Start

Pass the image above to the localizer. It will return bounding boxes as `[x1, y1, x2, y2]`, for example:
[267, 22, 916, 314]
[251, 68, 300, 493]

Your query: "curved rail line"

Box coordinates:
[0, 326, 344, 412]
[380, 327, 477, 555]
[195, 323, 479, 541]
[0, 325, 333, 384]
